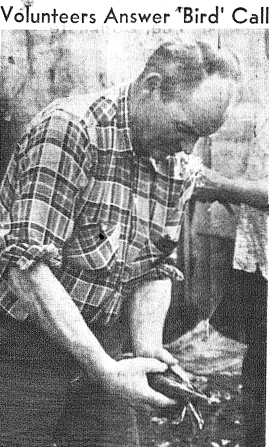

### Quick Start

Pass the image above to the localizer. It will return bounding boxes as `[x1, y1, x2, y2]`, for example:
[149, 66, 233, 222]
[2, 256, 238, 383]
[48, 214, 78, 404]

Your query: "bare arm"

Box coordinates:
[129, 279, 177, 365]
[8, 263, 176, 408]
[195, 167, 268, 210]
[8, 262, 115, 377]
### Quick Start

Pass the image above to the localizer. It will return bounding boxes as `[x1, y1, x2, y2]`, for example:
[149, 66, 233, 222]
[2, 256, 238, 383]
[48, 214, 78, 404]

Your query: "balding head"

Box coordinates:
[129, 39, 241, 160]
[141, 39, 240, 93]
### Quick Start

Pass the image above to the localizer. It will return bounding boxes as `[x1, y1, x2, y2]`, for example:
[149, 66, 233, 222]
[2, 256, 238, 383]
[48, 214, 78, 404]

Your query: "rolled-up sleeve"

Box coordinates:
[124, 237, 184, 295]
[0, 109, 90, 276]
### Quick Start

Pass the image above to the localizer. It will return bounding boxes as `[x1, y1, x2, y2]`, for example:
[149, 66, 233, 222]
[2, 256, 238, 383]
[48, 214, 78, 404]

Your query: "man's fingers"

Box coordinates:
[132, 357, 168, 374]
[155, 349, 178, 366]
[170, 363, 194, 383]
[116, 357, 167, 374]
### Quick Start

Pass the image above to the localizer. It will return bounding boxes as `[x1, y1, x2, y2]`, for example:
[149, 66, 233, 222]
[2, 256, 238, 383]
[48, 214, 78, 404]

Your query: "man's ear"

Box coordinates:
[144, 72, 162, 92]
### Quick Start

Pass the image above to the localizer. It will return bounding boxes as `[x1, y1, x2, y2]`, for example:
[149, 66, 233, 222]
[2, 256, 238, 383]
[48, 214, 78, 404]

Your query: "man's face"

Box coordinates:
[133, 74, 235, 161]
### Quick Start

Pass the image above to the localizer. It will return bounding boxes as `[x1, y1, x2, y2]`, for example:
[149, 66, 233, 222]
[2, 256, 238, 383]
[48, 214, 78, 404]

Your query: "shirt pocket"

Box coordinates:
[64, 222, 120, 271]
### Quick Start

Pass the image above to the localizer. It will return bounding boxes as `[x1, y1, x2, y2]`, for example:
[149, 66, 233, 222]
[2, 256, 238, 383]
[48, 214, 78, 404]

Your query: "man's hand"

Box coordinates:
[101, 357, 177, 410]
[134, 346, 178, 366]
[132, 347, 193, 385]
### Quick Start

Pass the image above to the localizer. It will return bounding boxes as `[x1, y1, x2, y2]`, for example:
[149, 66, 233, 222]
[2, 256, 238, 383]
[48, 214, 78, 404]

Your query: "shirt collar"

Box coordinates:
[114, 83, 133, 152]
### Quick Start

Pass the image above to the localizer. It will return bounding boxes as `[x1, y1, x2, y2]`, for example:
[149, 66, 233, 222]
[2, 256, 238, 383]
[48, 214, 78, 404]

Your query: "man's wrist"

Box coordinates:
[82, 352, 118, 382]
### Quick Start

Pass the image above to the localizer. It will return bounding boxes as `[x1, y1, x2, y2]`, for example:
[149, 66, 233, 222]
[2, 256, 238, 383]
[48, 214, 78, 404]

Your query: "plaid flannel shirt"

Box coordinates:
[0, 84, 196, 325]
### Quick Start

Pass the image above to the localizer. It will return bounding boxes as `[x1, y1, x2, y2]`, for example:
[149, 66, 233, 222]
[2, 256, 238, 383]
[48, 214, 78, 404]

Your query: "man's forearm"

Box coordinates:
[129, 279, 172, 356]
[8, 263, 116, 380]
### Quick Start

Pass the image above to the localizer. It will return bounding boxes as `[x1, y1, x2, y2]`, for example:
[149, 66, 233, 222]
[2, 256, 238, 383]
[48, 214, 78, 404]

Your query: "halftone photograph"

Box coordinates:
[0, 26, 268, 447]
